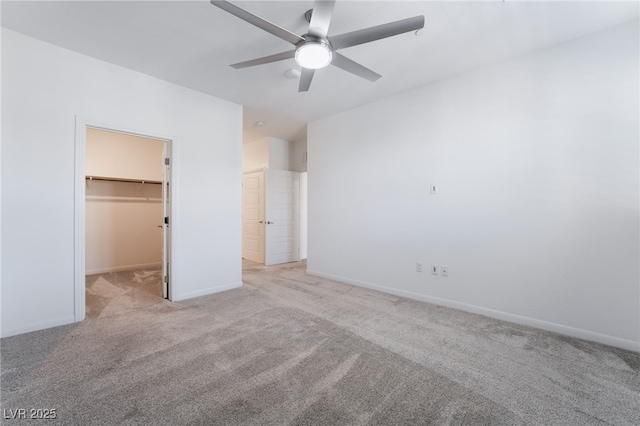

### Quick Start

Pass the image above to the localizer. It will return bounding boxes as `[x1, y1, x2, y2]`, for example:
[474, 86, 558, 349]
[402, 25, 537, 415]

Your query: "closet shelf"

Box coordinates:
[85, 175, 162, 184]
[86, 195, 162, 202]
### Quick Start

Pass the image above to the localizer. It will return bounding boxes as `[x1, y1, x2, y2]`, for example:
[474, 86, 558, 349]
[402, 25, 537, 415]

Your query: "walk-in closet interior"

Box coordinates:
[85, 128, 169, 317]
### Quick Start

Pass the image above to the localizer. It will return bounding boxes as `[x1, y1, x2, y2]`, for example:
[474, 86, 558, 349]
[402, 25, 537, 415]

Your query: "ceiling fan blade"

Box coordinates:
[210, 1, 305, 46]
[298, 68, 315, 92]
[231, 50, 296, 69]
[329, 15, 425, 50]
[331, 53, 381, 82]
[308, 0, 336, 38]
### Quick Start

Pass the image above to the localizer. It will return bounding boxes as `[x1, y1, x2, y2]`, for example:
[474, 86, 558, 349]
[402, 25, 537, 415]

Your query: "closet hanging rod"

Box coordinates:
[85, 176, 163, 184]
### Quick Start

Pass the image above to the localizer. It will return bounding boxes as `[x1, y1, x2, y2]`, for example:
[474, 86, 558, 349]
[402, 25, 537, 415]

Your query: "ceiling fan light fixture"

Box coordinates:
[295, 41, 332, 69]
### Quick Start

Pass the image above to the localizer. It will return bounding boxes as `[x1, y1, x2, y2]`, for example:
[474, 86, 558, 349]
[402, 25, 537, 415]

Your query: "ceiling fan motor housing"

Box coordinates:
[297, 34, 332, 51]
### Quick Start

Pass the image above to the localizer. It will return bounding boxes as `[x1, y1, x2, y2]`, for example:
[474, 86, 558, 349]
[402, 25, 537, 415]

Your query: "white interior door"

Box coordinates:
[299, 172, 308, 260]
[162, 143, 171, 299]
[265, 169, 299, 266]
[242, 170, 265, 263]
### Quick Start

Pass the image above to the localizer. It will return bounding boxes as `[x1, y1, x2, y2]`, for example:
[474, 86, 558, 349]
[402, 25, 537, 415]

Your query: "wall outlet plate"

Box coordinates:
[430, 184, 438, 194]
[416, 262, 423, 272]
[441, 266, 449, 277]
[431, 265, 439, 275]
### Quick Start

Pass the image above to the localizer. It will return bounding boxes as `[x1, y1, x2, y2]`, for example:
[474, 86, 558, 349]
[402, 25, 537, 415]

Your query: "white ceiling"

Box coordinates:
[2, 1, 638, 143]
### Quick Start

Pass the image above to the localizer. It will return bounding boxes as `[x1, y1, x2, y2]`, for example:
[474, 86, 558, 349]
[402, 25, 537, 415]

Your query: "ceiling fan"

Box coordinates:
[210, 0, 425, 92]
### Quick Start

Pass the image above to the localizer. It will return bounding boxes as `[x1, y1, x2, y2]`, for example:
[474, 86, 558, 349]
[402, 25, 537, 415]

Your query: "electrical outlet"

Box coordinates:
[416, 262, 423, 273]
[441, 266, 449, 277]
[430, 184, 438, 194]
[431, 265, 439, 275]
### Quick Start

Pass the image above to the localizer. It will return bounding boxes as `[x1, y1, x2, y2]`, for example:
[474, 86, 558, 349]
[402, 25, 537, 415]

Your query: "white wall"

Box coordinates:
[0, 2, 4, 336]
[86, 180, 163, 274]
[1, 29, 243, 337]
[86, 128, 164, 182]
[268, 138, 292, 171]
[308, 21, 640, 351]
[242, 138, 269, 171]
[0, 8, 4, 337]
[291, 140, 308, 173]
[242, 137, 293, 172]
[85, 129, 165, 274]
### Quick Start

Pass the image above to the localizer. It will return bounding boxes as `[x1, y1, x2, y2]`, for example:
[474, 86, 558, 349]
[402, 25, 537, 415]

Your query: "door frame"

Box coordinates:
[74, 116, 175, 322]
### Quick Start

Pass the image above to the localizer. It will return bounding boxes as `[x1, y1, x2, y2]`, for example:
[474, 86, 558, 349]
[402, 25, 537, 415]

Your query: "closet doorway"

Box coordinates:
[242, 168, 300, 266]
[75, 121, 172, 321]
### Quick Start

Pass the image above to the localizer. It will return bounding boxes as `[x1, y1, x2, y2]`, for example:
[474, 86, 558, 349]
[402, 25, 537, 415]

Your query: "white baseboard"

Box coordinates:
[306, 269, 640, 353]
[172, 281, 243, 302]
[86, 262, 162, 275]
[1, 315, 76, 338]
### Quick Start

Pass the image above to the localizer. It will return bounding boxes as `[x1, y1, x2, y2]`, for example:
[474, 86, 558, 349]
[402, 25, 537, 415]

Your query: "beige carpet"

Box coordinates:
[1, 261, 638, 425]
[85, 268, 164, 319]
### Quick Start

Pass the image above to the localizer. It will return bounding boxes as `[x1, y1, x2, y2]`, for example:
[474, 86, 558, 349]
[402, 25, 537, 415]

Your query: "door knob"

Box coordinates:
[157, 225, 163, 228]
